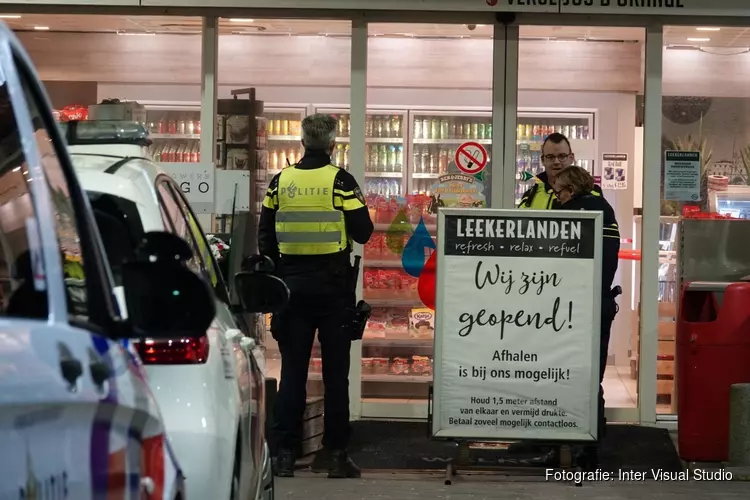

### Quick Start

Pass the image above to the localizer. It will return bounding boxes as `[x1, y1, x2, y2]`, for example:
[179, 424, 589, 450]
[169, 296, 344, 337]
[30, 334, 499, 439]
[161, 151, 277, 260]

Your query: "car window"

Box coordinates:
[87, 191, 145, 285]
[155, 180, 205, 277]
[168, 184, 226, 300]
[0, 82, 47, 319]
[19, 75, 90, 320]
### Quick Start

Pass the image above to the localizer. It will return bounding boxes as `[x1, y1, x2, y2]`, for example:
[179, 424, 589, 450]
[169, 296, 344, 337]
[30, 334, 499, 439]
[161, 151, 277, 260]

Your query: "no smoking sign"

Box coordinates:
[455, 142, 488, 175]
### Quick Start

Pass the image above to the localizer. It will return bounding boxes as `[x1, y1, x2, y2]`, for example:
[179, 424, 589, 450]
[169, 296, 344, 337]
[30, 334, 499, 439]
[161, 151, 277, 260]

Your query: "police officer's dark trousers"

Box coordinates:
[273, 293, 352, 454]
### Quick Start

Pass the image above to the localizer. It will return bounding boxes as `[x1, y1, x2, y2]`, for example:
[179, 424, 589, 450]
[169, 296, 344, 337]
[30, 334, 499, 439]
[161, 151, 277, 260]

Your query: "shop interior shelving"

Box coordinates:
[264, 106, 307, 176]
[143, 104, 202, 163]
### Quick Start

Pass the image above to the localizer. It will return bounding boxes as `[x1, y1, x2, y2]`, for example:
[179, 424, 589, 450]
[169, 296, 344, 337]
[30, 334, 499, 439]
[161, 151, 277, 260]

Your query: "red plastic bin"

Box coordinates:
[677, 281, 750, 462]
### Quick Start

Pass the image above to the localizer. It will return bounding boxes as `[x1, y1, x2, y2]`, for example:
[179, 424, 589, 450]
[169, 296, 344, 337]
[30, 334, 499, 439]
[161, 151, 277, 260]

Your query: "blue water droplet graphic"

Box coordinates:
[402, 218, 436, 278]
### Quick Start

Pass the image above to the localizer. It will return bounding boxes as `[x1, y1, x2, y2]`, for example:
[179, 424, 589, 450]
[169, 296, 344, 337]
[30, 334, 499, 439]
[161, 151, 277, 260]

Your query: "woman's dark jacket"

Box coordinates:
[558, 192, 620, 298]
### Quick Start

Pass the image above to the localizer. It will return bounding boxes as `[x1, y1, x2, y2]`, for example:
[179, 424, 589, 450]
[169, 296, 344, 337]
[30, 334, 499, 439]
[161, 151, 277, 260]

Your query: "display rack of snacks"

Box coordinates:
[212, 89, 268, 243]
[514, 112, 596, 206]
[361, 173, 437, 401]
[144, 108, 202, 163]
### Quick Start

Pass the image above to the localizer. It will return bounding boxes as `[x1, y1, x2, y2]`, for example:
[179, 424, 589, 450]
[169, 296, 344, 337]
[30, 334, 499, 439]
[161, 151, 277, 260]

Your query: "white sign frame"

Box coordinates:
[432, 208, 603, 442]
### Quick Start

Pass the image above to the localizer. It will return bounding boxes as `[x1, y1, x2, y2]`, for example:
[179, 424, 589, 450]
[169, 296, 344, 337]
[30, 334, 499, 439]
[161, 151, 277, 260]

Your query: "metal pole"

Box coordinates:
[638, 23, 663, 425]
[502, 24, 519, 209]
[200, 16, 219, 230]
[348, 17, 368, 421]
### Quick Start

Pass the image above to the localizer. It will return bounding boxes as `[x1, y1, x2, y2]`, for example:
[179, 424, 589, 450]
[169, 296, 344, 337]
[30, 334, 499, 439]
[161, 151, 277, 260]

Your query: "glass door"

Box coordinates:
[515, 24, 646, 424]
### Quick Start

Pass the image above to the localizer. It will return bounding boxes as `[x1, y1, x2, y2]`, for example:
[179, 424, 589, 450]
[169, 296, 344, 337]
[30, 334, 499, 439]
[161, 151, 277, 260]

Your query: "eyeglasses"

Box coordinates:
[552, 186, 571, 197]
[542, 153, 570, 162]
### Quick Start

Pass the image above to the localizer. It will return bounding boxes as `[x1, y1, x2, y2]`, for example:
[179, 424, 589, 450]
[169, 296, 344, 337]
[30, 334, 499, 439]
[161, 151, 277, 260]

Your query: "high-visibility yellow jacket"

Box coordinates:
[264, 163, 358, 255]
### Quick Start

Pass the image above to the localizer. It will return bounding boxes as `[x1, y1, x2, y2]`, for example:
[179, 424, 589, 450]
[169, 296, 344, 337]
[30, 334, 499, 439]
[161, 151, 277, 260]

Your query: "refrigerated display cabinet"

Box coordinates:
[409, 109, 492, 195]
[314, 106, 408, 195]
[142, 103, 203, 164]
[264, 106, 308, 176]
[709, 186, 750, 219]
[514, 109, 597, 206]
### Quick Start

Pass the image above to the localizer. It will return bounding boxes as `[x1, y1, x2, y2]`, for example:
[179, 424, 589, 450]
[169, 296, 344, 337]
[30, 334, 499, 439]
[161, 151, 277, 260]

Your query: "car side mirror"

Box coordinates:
[121, 232, 215, 338]
[234, 271, 289, 314]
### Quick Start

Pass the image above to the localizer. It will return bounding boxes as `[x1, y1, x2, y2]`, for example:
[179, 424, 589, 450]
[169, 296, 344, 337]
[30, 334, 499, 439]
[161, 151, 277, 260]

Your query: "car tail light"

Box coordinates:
[134, 336, 209, 365]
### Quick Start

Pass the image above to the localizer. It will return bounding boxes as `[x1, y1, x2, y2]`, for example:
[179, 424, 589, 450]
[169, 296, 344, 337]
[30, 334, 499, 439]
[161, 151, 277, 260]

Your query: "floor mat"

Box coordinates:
[345, 421, 682, 473]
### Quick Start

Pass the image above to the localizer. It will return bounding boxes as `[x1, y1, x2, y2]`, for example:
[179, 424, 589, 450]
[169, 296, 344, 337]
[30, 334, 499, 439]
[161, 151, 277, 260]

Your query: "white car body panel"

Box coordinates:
[71, 148, 266, 500]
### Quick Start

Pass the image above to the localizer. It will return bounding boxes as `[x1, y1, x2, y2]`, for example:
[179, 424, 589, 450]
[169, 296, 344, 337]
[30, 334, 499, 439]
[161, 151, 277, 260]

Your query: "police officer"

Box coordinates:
[552, 166, 620, 468]
[519, 132, 606, 209]
[258, 114, 374, 479]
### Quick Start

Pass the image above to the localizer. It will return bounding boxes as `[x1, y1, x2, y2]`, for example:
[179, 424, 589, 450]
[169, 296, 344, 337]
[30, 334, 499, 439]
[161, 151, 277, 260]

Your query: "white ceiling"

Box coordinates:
[1, 14, 748, 48]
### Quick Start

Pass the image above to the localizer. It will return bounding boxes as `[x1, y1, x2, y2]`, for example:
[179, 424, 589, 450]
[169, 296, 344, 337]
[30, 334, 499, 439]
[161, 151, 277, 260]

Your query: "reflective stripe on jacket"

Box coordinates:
[272, 164, 349, 255]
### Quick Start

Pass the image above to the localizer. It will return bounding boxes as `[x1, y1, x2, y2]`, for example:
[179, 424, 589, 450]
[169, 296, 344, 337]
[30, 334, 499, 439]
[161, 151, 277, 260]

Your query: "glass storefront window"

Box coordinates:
[657, 26, 750, 414]
[218, 19, 352, 406]
[361, 23, 493, 417]
[517, 26, 646, 417]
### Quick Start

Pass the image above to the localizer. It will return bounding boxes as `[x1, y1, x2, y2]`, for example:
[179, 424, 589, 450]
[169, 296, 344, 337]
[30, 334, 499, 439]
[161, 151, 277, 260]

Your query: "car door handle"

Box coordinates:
[87, 348, 111, 388]
[240, 337, 256, 349]
[57, 342, 82, 389]
[225, 329, 244, 342]
[90, 361, 112, 387]
[60, 358, 83, 387]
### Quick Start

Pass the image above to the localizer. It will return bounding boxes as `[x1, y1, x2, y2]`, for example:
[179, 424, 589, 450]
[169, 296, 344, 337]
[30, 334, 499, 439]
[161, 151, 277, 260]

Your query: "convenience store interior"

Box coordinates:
[10, 11, 750, 421]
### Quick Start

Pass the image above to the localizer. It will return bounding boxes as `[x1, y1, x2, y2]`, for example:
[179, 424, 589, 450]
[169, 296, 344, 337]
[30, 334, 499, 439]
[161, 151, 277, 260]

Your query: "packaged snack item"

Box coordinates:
[386, 309, 410, 337]
[410, 308, 435, 339]
[363, 269, 378, 296]
[364, 233, 382, 259]
[391, 357, 410, 375]
[365, 309, 388, 337]
[361, 358, 374, 375]
[375, 196, 390, 224]
[378, 269, 398, 292]
[412, 356, 432, 375]
[372, 357, 390, 375]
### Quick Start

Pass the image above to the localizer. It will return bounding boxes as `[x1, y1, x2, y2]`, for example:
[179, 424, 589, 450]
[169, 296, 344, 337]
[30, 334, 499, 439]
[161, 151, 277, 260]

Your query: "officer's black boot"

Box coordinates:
[328, 449, 361, 479]
[276, 449, 296, 478]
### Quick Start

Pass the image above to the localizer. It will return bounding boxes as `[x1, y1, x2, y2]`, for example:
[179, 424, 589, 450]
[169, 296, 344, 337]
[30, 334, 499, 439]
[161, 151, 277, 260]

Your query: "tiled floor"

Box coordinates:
[603, 365, 674, 414]
[602, 365, 637, 408]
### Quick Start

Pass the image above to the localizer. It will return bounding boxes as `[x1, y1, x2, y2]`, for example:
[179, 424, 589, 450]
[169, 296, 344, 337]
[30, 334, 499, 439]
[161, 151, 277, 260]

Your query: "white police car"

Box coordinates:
[63, 119, 281, 500]
[0, 21, 286, 499]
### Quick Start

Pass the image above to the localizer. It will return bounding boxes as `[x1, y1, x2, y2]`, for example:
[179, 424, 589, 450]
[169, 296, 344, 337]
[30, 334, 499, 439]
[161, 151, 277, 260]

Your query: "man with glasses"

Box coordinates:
[519, 132, 605, 209]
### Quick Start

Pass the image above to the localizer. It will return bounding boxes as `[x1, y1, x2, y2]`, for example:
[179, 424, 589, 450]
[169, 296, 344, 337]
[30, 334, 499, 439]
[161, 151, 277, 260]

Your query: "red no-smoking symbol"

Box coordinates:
[455, 142, 488, 175]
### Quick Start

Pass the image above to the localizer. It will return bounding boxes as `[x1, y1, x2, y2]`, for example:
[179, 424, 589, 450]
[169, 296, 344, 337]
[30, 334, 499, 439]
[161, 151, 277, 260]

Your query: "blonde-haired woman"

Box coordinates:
[552, 166, 621, 470]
